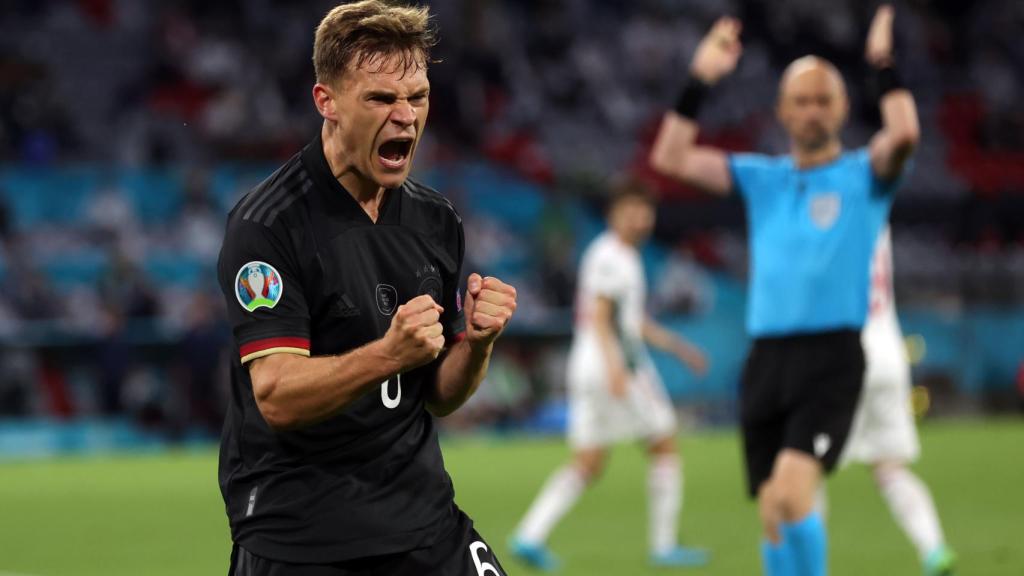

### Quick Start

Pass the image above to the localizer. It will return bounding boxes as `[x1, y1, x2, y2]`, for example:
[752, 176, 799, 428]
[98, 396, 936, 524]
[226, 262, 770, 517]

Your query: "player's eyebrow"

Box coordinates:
[365, 90, 398, 102]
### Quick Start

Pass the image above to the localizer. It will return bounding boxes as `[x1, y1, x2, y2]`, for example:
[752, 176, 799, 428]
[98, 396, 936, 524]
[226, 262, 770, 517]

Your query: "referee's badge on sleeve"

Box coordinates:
[809, 192, 841, 230]
[235, 261, 284, 312]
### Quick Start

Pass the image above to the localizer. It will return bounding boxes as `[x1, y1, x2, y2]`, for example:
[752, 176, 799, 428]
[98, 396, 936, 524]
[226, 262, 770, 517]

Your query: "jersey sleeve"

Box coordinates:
[585, 244, 628, 300]
[440, 214, 466, 345]
[727, 153, 776, 199]
[217, 218, 311, 364]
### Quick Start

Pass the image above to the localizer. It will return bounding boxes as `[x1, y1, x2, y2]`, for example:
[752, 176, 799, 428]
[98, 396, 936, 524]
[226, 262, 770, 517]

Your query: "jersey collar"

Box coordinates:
[301, 131, 401, 225]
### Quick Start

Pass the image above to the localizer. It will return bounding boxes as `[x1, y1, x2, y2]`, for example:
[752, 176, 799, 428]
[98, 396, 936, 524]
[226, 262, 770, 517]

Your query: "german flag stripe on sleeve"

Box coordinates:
[240, 337, 311, 364]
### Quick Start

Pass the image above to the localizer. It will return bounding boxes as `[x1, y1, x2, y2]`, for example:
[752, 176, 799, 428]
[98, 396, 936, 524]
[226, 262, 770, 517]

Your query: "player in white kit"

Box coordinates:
[840, 226, 957, 576]
[509, 184, 709, 571]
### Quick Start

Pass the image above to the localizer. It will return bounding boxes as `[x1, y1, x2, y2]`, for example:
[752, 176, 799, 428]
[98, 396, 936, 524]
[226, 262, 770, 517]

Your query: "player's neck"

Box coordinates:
[321, 123, 387, 222]
[791, 139, 842, 169]
[611, 228, 640, 248]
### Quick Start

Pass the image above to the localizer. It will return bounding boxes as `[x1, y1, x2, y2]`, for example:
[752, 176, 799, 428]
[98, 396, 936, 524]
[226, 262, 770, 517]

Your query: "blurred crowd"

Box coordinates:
[0, 0, 1022, 428]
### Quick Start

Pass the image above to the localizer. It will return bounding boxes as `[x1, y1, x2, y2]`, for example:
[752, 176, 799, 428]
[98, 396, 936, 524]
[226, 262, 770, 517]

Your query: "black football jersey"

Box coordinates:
[216, 132, 465, 563]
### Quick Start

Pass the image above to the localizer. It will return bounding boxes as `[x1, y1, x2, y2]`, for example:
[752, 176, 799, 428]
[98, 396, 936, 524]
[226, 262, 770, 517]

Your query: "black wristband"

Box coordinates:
[870, 64, 904, 100]
[673, 76, 710, 118]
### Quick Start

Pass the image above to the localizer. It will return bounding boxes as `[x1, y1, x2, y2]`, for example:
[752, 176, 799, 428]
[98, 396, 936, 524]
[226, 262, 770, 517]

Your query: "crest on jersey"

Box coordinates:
[235, 261, 283, 312]
[809, 193, 841, 230]
[376, 283, 398, 316]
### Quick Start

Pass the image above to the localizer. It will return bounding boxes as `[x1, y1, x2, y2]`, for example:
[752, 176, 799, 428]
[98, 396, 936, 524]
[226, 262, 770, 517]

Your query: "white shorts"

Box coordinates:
[566, 360, 677, 450]
[841, 322, 921, 465]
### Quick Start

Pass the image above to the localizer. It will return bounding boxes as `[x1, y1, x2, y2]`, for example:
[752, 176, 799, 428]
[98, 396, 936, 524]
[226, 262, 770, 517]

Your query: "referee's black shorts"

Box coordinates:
[228, 509, 506, 576]
[740, 328, 865, 498]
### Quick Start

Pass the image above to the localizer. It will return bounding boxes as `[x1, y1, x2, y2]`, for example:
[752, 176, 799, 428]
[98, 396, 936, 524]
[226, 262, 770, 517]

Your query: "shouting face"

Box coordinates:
[315, 52, 430, 192]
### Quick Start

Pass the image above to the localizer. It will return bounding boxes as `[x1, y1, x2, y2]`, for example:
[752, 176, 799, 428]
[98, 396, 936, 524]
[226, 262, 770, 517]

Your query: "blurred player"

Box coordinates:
[217, 2, 517, 574]
[509, 182, 709, 571]
[838, 225, 956, 576]
[650, 5, 918, 576]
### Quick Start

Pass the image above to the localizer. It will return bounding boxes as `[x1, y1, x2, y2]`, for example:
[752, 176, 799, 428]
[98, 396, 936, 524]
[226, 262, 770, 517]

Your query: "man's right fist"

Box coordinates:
[690, 16, 743, 85]
[383, 294, 446, 372]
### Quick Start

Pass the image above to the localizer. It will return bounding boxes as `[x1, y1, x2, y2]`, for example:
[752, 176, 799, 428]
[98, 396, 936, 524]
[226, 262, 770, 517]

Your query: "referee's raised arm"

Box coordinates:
[865, 4, 920, 183]
[649, 17, 743, 196]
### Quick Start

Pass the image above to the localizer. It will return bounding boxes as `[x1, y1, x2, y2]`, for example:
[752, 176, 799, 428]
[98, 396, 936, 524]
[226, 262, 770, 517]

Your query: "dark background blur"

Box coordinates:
[0, 0, 1021, 455]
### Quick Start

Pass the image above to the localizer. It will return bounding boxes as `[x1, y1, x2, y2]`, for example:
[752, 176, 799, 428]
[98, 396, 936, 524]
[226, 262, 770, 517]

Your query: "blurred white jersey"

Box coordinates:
[566, 232, 675, 448]
[571, 232, 647, 371]
[844, 226, 921, 463]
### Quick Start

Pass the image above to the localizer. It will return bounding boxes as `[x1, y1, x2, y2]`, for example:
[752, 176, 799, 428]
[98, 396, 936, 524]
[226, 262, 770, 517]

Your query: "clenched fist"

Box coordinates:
[382, 294, 446, 372]
[464, 273, 517, 352]
[690, 16, 743, 85]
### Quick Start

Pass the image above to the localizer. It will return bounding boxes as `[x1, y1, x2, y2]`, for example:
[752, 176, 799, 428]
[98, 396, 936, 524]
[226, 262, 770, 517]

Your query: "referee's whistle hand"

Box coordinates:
[383, 295, 446, 371]
[464, 273, 517, 351]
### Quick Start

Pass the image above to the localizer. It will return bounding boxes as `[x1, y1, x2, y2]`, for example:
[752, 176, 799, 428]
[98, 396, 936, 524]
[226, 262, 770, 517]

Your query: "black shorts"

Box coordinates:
[228, 510, 506, 576]
[740, 329, 865, 498]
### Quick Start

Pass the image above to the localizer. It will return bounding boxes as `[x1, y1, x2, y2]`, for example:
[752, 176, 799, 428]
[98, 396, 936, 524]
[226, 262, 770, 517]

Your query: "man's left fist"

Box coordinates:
[463, 273, 517, 350]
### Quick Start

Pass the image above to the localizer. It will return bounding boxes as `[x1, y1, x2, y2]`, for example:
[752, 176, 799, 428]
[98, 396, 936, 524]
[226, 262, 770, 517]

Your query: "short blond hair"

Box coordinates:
[313, 0, 436, 86]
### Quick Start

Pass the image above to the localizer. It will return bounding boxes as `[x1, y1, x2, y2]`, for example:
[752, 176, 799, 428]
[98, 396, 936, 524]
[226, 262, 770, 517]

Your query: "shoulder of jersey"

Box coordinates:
[401, 178, 462, 224]
[228, 153, 312, 229]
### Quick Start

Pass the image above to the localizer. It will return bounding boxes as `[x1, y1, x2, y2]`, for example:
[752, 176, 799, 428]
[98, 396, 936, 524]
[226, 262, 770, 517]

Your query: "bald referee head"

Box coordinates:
[777, 56, 850, 155]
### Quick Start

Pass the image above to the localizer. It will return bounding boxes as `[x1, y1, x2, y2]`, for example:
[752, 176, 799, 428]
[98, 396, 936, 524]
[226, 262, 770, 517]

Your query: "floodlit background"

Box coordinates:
[0, 1, 1022, 575]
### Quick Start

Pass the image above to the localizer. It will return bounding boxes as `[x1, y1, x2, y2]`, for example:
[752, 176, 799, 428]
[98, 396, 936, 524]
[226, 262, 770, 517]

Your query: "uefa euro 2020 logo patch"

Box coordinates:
[235, 261, 284, 312]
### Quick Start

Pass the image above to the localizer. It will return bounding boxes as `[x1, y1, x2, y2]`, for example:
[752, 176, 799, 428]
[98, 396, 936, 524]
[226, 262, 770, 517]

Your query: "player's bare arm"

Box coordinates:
[248, 294, 445, 430]
[865, 5, 920, 182]
[592, 295, 629, 398]
[429, 273, 518, 416]
[642, 317, 709, 376]
[649, 17, 743, 196]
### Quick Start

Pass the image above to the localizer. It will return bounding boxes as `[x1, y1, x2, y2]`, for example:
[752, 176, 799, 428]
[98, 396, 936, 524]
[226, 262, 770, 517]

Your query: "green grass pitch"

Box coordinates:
[0, 419, 1021, 575]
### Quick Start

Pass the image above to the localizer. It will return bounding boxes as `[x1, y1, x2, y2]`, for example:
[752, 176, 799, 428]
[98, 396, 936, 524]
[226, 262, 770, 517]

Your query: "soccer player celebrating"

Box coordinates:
[509, 182, 709, 571]
[840, 226, 956, 576]
[649, 5, 919, 576]
[216, 2, 516, 574]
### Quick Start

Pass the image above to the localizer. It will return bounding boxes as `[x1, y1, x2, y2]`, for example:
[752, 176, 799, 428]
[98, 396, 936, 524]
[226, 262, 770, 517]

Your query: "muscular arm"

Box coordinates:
[249, 295, 445, 430]
[866, 5, 920, 182]
[427, 274, 517, 417]
[649, 17, 743, 196]
[248, 344, 398, 430]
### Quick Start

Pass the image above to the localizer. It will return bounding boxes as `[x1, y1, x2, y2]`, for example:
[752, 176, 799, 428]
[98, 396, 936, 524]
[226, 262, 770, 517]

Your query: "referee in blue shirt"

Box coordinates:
[650, 6, 919, 576]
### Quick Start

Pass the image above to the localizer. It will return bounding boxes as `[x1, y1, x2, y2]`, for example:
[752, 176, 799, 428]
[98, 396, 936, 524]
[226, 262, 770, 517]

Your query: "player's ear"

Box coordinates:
[313, 83, 338, 121]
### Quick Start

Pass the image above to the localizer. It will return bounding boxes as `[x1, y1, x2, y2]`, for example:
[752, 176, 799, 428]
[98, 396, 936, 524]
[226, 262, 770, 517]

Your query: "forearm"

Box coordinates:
[866, 7, 919, 178]
[880, 89, 919, 151]
[251, 340, 398, 430]
[650, 78, 733, 194]
[642, 319, 690, 357]
[429, 339, 491, 417]
[869, 79, 920, 180]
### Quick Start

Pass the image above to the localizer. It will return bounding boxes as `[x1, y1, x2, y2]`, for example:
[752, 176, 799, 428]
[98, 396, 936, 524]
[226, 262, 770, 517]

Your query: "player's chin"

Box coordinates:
[370, 162, 412, 189]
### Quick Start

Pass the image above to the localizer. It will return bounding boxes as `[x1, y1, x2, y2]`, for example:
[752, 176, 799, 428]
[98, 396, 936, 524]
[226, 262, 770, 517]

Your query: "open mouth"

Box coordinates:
[377, 138, 413, 170]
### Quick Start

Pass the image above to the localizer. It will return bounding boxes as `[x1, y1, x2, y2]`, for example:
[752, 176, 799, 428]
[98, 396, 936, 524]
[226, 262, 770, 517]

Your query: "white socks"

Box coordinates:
[515, 454, 685, 554]
[515, 465, 586, 544]
[876, 466, 945, 560]
[648, 453, 682, 554]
